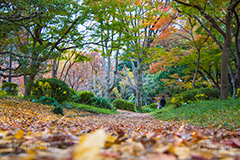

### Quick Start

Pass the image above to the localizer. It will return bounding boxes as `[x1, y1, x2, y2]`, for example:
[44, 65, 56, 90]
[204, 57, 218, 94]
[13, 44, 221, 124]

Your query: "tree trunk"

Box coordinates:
[192, 50, 200, 89]
[221, 10, 233, 99]
[134, 57, 143, 110]
[24, 73, 36, 97]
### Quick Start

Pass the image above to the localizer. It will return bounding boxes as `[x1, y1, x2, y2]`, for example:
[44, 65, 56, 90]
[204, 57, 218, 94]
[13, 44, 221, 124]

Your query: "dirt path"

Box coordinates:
[117, 109, 154, 118]
[0, 99, 239, 160]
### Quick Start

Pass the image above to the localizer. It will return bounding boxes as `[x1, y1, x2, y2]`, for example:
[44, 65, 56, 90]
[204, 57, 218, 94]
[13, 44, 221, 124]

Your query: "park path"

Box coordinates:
[116, 109, 154, 118]
[0, 99, 239, 160]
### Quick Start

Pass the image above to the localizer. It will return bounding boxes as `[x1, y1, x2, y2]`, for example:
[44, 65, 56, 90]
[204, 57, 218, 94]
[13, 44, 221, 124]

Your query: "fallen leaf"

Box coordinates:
[74, 129, 106, 160]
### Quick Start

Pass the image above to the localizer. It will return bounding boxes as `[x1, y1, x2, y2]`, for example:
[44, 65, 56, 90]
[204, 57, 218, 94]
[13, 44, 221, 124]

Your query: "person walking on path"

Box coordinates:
[160, 96, 166, 109]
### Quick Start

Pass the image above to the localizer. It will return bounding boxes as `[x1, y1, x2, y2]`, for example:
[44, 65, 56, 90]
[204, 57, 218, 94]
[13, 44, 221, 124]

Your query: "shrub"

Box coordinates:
[149, 103, 158, 109]
[75, 91, 95, 105]
[69, 102, 118, 115]
[32, 96, 58, 106]
[137, 106, 154, 113]
[68, 88, 77, 101]
[53, 105, 64, 116]
[171, 96, 182, 108]
[91, 96, 115, 110]
[125, 101, 135, 112]
[112, 99, 135, 112]
[32, 78, 70, 103]
[180, 88, 220, 103]
[0, 90, 7, 98]
[181, 89, 198, 102]
[1, 82, 18, 96]
[195, 94, 208, 101]
[198, 88, 220, 100]
[236, 88, 240, 98]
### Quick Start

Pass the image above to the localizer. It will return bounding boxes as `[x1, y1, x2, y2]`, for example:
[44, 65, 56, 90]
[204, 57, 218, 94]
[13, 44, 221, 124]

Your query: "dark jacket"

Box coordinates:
[160, 98, 166, 107]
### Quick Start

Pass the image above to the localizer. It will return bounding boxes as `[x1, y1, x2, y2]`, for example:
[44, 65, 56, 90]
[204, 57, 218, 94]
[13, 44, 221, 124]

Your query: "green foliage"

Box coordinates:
[137, 106, 155, 113]
[32, 78, 70, 103]
[53, 105, 64, 116]
[32, 96, 58, 106]
[236, 88, 240, 98]
[171, 96, 182, 108]
[152, 99, 240, 130]
[0, 90, 7, 98]
[1, 82, 18, 96]
[69, 102, 118, 115]
[198, 88, 220, 100]
[180, 88, 220, 103]
[91, 96, 115, 110]
[149, 103, 158, 109]
[75, 91, 95, 105]
[68, 87, 77, 101]
[181, 89, 199, 102]
[112, 99, 135, 112]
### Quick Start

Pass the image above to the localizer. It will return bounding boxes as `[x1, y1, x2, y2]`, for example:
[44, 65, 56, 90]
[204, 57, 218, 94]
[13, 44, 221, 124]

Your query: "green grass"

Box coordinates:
[69, 102, 118, 115]
[152, 99, 240, 130]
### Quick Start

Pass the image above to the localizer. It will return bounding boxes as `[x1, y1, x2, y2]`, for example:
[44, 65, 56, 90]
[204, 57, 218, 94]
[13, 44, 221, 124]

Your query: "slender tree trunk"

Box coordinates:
[221, 10, 233, 99]
[192, 50, 200, 89]
[134, 57, 143, 110]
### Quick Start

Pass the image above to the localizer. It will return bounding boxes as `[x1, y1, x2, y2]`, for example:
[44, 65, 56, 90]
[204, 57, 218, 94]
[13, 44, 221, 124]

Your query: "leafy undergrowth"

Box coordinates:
[69, 102, 118, 115]
[0, 99, 239, 160]
[153, 99, 240, 130]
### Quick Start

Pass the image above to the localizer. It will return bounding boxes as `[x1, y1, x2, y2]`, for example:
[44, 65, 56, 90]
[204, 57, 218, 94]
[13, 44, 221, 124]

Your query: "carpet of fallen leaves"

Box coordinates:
[0, 99, 239, 160]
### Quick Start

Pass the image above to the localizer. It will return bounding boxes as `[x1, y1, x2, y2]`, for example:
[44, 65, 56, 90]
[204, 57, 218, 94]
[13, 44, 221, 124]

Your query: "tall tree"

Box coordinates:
[173, 0, 240, 98]
[117, 0, 176, 109]
[83, 0, 124, 99]
[0, 0, 91, 96]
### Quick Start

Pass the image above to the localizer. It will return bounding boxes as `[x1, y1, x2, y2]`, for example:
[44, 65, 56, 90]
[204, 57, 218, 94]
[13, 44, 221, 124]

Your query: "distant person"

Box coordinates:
[160, 96, 166, 109]
[157, 97, 161, 109]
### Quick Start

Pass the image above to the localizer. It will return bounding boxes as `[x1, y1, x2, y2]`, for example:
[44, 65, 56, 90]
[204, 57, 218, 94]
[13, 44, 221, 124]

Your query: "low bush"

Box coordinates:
[32, 96, 58, 106]
[171, 96, 182, 108]
[53, 105, 64, 116]
[181, 89, 198, 102]
[1, 82, 18, 96]
[198, 88, 220, 100]
[69, 102, 118, 114]
[32, 96, 64, 115]
[172, 88, 221, 108]
[112, 99, 135, 111]
[0, 90, 7, 98]
[149, 103, 158, 109]
[68, 88, 77, 101]
[32, 78, 70, 103]
[137, 106, 154, 113]
[75, 91, 95, 105]
[91, 96, 115, 110]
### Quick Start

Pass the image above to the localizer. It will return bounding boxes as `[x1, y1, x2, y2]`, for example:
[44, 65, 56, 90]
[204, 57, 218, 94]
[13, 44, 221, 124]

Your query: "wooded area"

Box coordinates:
[0, 1, 240, 159]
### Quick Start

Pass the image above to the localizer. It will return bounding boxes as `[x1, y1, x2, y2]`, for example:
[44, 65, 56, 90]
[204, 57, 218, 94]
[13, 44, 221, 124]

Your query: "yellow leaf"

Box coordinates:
[15, 130, 24, 139]
[74, 129, 106, 160]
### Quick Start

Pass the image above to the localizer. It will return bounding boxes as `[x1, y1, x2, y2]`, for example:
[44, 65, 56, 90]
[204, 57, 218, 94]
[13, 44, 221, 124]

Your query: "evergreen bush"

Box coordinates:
[91, 96, 115, 110]
[112, 99, 135, 111]
[75, 90, 95, 105]
[1, 82, 18, 96]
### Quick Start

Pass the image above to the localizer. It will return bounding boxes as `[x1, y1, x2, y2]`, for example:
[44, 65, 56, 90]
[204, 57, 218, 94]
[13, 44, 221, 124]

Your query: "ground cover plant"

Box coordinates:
[152, 99, 240, 130]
